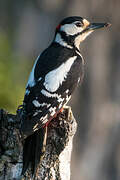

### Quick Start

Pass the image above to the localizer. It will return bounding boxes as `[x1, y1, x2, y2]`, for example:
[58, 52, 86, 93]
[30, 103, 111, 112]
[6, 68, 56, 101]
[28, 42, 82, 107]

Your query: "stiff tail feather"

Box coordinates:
[17, 105, 47, 177]
[22, 128, 45, 177]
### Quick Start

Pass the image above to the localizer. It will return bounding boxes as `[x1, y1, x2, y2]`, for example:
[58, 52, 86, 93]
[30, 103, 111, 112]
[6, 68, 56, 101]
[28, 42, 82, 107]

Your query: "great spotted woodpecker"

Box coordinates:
[20, 16, 110, 177]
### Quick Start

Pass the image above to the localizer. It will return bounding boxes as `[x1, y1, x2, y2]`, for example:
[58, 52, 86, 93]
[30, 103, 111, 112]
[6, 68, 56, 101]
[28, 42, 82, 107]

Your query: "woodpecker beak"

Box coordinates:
[86, 22, 111, 31]
[74, 20, 111, 48]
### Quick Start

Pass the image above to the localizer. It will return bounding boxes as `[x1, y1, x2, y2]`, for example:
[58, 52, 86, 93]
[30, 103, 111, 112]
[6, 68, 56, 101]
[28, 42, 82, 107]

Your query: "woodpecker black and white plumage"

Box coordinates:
[20, 16, 110, 177]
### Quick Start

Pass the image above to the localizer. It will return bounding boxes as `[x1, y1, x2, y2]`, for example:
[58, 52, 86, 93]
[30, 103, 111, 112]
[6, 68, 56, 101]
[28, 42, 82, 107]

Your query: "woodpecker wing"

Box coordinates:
[21, 43, 83, 136]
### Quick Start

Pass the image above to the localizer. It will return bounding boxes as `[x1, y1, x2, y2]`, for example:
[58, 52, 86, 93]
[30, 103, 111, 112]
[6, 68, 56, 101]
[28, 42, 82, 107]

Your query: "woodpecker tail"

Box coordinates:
[17, 105, 47, 177]
[22, 128, 45, 177]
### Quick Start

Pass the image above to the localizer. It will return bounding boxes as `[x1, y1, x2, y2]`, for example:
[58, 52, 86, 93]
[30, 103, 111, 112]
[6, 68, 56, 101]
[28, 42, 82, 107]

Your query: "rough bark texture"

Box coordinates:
[0, 107, 77, 180]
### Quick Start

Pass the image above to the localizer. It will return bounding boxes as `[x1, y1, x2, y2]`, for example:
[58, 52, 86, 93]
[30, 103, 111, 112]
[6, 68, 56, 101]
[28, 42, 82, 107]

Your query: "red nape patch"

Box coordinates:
[56, 24, 61, 30]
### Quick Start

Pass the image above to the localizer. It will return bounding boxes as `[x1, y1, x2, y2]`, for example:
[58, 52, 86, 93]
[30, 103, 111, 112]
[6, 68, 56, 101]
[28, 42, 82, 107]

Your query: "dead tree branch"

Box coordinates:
[0, 107, 77, 180]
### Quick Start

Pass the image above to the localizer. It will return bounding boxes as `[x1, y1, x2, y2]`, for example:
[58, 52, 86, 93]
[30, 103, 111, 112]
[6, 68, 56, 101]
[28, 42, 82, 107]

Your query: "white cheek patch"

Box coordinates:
[44, 56, 77, 92]
[61, 24, 83, 36]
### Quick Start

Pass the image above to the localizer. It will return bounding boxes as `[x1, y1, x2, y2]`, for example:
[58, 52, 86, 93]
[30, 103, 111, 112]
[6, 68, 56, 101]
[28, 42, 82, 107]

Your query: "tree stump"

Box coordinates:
[0, 107, 77, 180]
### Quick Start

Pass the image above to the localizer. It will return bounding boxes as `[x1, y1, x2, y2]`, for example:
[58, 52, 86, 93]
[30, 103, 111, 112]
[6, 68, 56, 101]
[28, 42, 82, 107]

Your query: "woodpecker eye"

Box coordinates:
[75, 22, 82, 27]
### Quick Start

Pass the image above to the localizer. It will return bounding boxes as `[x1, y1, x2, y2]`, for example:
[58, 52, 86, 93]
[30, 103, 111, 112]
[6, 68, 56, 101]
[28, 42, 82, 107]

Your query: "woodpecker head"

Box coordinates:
[55, 16, 111, 50]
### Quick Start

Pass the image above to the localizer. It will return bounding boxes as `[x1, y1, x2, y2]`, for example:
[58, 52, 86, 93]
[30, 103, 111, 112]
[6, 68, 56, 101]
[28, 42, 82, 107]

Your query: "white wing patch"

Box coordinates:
[32, 100, 40, 107]
[33, 111, 41, 117]
[41, 89, 64, 102]
[44, 56, 77, 92]
[49, 107, 57, 116]
[41, 89, 61, 98]
[32, 100, 51, 108]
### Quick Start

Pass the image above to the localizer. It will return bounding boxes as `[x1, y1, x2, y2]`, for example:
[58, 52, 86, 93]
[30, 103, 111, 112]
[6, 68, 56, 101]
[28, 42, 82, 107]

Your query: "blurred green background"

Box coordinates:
[0, 0, 120, 179]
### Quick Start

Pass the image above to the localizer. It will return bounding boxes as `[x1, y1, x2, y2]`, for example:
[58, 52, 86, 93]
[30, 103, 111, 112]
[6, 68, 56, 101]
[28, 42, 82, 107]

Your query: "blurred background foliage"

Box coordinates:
[0, 0, 120, 179]
[0, 32, 28, 112]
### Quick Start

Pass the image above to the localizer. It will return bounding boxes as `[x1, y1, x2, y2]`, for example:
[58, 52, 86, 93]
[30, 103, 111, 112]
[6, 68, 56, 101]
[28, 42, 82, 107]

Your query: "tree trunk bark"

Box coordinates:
[0, 107, 77, 180]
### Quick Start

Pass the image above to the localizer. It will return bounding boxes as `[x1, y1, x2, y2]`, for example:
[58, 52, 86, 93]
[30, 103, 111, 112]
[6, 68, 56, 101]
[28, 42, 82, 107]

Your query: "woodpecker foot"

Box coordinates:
[43, 107, 64, 128]
[63, 106, 72, 120]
